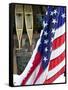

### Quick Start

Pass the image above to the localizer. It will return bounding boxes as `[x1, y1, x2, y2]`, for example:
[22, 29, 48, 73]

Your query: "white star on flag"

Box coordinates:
[54, 10, 57, 15]
[51, 28, 55, 34]
[44, 31, 48, 36]
[43, 21, 48, 28]
[52, 19, 58, 24]
[44, 40, 49, 44]
[50, 11, 54, 16]
[61, 13, 65, 18]
[45, 47, 48, 52]
[43, 57, 48, 62]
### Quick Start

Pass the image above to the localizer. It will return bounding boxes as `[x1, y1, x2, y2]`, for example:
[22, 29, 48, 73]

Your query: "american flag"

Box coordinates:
[16, 6, 66, 85]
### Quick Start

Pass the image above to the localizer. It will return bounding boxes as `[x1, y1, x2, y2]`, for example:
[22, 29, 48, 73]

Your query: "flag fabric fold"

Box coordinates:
[15, 6, 66, 86]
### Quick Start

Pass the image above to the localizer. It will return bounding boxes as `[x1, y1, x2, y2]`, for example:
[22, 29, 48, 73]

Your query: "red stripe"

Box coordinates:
[49, 51, 65, 70]
[52, 33, 65, 50]
[21, 52, 42, 85]
[33, 66, 44, 84]
[44, 66, 65, 84]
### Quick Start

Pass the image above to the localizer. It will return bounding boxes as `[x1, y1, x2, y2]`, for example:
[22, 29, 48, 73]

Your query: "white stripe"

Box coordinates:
[53, 74, 65, 83]
[35, 65, 49, 84]
[50, 42, 65, 60]
[54, 23, 65, 40]
[35, 59, 65, 84]
[25, 63, 41, 85]
[47, 59, 65, 79]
